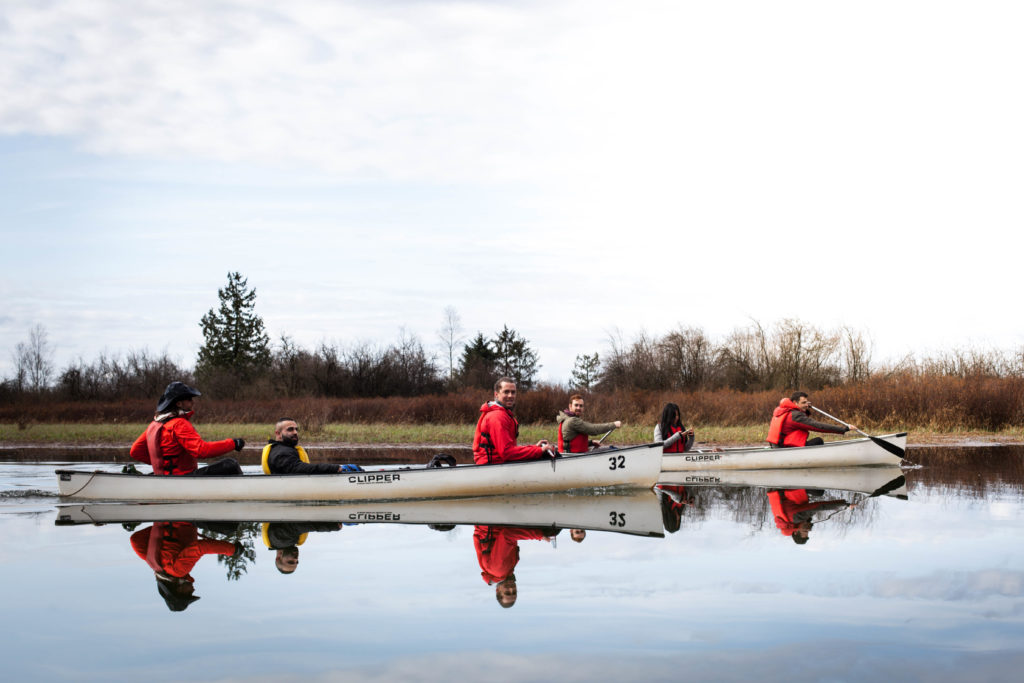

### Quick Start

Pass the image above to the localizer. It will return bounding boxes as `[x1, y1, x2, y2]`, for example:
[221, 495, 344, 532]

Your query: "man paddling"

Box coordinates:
[555, 394, 621, 453]
[767, 391, 855, 448]
[473, 377, 557, 464]
[129, 381, 244, 475]
[263, 417, 363, 474]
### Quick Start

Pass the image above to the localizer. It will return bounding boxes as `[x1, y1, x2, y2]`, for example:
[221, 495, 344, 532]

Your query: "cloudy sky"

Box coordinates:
[2, 0, 1022, 384]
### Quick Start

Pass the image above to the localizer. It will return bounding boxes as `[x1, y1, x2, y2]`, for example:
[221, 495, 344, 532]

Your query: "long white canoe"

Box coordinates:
[658, 465, 907, 498]
[55, 443, 662, 502]
[661, 432, 907, 471]
[54, 490, 665, 537]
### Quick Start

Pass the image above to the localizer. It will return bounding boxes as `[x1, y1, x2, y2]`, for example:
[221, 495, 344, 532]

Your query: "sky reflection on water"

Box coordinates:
[1, 447, 1022, 682]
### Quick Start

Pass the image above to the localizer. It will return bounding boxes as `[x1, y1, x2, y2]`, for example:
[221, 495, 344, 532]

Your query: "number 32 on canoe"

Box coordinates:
[609, 454, 626, 470]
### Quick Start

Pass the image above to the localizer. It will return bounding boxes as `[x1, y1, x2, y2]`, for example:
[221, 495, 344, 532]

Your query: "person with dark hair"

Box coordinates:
[263, 418, 363, 474]
[766, 391, 855, 448]
[129, 381, 244, 475]
[556, 394, 621, 453]
[653, 402, 695, 453]
[130, 521, 240, 611]
[472, 377, 557, 465]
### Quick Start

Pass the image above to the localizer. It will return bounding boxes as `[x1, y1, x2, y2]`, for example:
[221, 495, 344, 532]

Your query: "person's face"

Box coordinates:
[276, 549, 299, 573]
[177, 398, 194, 412]
[276, 421, 300, 446]
[570, 399, 584, 415]
[494, 382, 517, 409]
[497, 578, 518, 607]
[671, 410, 681, 425]
[796, 396, 811, 412]
[570, 529, 586, 543]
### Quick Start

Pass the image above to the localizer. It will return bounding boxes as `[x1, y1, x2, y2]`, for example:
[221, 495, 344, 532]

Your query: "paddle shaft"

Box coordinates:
[810, 405, 866, 437]
[596, 426, 617, 445]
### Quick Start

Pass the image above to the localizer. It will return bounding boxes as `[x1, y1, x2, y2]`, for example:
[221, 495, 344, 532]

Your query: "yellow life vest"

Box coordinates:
[261, 523, 307, 549]
[261, 442, 311, 474]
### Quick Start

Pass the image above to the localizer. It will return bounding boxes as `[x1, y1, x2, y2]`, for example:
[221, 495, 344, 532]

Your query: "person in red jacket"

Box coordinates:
[474, 524, 557, 608]
[129, 381, 244, 475]
[766, 391, 855, 448]
[472, 377, 557, 465]
[130, 521, 240, 611]
[556, 394, 621, 453]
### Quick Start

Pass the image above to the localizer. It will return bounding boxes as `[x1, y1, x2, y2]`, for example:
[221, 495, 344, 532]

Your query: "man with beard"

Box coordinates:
[263, 417, 363, 474]
[472, 377, 557, 465]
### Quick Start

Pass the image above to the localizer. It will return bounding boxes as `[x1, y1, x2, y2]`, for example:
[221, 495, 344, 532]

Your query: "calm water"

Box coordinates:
[1, 446, 1022, 682]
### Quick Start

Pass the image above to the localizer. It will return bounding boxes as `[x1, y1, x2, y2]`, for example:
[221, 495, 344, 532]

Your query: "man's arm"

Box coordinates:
[268, 445, 341, 474]
[490, 412, 545, 462]
[565, 417, 619, 438]
[790, 411, 848, 434]
[170, 420, 237, 458]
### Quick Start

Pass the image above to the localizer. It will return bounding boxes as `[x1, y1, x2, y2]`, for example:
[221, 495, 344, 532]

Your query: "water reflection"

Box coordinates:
[129, 521, 241, 611]
[475, 525, 558, 608]
[262, 521, 345, 574]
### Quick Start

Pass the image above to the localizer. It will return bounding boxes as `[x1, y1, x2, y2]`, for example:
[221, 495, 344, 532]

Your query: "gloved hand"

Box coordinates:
[232, 542, 245, 558]
[233, 438, 245, 451]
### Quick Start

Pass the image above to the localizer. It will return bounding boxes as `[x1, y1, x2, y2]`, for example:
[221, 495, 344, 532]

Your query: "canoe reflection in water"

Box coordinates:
[766, 489, 849, 544]
[129, 521, 241, 611]
[474, 525, 558, 608]
[261, 522, 344, 574]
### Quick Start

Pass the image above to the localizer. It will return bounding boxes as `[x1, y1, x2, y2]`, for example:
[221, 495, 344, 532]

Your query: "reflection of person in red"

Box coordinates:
[473, 525, 556, 608]
[767, 489, 849, 545]
[130, 521, 239, 611]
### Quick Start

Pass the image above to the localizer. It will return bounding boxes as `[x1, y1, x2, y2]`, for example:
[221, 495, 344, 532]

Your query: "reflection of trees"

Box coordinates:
[202, 522, 259, 581]
[907, 446, 1024, 498]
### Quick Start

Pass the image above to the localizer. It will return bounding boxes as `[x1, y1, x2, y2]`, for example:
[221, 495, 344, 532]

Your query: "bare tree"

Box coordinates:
[437, 306, 465, 383]
[12, 324, 55, 392]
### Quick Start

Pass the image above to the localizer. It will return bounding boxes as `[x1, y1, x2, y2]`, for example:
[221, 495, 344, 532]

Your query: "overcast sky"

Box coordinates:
[2, 0, 1022, 385]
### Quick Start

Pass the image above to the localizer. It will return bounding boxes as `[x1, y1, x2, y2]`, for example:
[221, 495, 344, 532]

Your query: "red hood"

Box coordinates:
[479, 402, 509, 415]
[773, 398, 800, 418]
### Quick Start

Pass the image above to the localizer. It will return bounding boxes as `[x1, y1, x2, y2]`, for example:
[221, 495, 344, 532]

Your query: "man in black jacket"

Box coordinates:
[265, 417, 362, 474]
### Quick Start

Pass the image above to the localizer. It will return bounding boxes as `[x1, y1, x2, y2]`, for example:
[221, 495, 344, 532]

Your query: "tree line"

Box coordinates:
[5, 272, 1024, 405]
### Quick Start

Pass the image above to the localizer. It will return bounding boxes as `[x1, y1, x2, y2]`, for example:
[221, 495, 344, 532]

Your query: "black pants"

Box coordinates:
[189, 458, 243, 476]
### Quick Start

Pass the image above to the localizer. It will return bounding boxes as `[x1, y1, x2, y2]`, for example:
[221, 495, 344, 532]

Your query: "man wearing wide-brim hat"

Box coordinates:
[129, 381, 245, 476]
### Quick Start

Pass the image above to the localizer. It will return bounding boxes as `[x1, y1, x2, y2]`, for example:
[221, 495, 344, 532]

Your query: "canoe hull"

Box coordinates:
[56, 444, 662, 502]
[658, 465, 907, 497]
[661, 433, 907, 471]
[54, 490, 666, 537]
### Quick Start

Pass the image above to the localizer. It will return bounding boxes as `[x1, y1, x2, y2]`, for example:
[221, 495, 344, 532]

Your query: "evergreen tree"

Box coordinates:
[492, 325, 540, 390]
[196, 272, 271, 382]
[458, 333, 497, 389]
[570, 352, 601, 390]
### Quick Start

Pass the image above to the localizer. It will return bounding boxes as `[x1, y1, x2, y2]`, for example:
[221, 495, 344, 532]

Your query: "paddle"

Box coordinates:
[811, 406, 906, 460]
[595, 426, 617, 447]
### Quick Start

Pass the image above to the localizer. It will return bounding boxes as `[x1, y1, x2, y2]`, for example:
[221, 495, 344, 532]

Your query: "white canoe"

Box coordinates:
[661, 432, 907, 471]
[55, 443, 662, 502]
[658, 465, 907, 498]
[54, 490, 665, 537]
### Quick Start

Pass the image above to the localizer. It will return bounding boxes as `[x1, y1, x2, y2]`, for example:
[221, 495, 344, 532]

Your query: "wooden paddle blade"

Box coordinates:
[870, 435, 905, 459]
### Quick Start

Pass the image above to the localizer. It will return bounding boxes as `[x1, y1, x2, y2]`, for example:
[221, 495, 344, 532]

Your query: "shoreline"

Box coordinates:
[2, 422, 1022, 450]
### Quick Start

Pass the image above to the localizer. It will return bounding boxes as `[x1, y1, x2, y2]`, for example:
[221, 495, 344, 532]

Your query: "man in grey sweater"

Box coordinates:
[555, 395, 622, 453]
